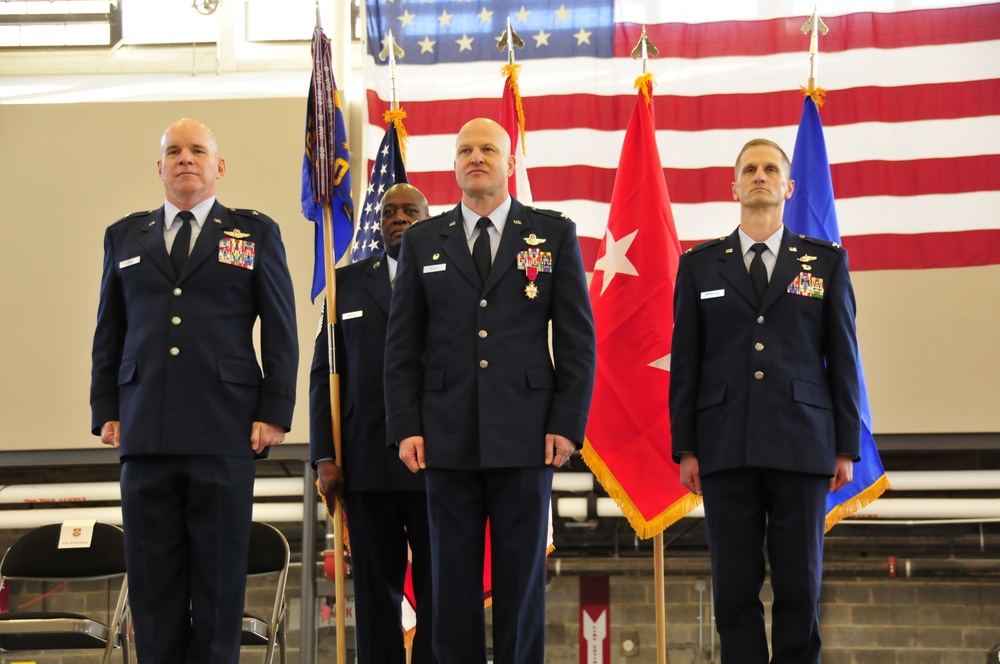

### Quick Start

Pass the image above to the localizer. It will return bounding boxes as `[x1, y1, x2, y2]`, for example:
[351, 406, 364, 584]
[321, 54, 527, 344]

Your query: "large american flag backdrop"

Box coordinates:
[361, 0, 1000, 273]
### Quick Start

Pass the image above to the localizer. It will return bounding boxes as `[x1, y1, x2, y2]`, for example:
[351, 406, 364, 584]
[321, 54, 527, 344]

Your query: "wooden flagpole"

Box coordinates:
[655, 533, 666, 664]
[313, 3, 348, 660]
[377, 27, 408, 663]
[630, 26, 668, 664]
[321, 201, 346, 664]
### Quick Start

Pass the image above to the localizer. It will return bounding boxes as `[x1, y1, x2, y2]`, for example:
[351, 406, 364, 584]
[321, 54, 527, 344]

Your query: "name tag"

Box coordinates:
[119, 256, 141, 269]
[700, 289, 725, 300]
[342, 310, 363, 321]
[59, 519, 97, 549]
[423, 264, 446, 274]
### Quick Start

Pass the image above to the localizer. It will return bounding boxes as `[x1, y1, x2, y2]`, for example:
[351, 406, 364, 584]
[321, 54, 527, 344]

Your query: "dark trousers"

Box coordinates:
[121, 455, 254, 664]
[701, 467, 828, 664]
[344, 490, 433, 664]
[425, 466, 553, 664]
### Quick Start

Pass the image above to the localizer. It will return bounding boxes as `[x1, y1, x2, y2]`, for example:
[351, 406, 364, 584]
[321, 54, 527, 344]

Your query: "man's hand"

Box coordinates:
[544, 433, 575, 467]
[251, 421, 285, 452]
[679, 453, 702, 496]
[316, 460, 345, 505]
[399, 435, 425, 473]
[829, 455, 854, 493]
[100, 421, 120, 447]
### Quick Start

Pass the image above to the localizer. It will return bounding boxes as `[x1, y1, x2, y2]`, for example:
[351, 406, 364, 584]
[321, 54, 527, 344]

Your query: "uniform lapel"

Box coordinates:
[366, 254, 392, 316]
[717, 230, 757, 308]
[180, 201, 229, 281]
[485, 198, 532, 294]
[762, 227, 802, 311]
[439, 204, 481, 288]
[139, 207, 175, 279]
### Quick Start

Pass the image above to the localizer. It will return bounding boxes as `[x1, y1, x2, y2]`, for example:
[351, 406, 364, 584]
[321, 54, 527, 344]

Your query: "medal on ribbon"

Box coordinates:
[517, 248, 552, 299]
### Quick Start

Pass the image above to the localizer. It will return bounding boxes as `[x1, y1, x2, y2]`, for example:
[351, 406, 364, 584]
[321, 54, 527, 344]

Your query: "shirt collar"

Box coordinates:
[164, 197, 216, 229]
[738, 224, 783, 257]
[460, 196, 511, 239]
[386, 254, 398, 284]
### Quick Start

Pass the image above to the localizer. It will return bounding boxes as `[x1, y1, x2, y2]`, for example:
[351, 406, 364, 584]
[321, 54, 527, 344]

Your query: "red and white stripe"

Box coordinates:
[361, 2, 1000, 271]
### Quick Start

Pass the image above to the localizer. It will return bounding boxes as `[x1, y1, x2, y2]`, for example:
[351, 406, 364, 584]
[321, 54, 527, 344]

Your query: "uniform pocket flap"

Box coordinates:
[118, 356, 137, 385]
[792, 379, 833, 409]
[217, 357, 263, 386]
[526, 366, 555, 389]
[696, 382, 726, 410]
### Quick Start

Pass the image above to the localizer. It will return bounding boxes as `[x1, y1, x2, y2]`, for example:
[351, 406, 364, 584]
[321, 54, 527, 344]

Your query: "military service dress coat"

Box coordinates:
[384, 198, 597, 467]
[90, 200, 297, 454]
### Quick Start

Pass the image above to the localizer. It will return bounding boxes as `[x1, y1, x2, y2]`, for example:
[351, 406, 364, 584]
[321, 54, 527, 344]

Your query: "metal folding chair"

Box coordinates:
[242, 521, 290, 664]
[0, 522, 130, 663]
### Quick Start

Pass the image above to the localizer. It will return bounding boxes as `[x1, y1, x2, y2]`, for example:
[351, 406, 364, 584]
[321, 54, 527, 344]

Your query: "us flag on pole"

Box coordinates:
[352, 122, 407, 262]
[362, 1, 1000, 273]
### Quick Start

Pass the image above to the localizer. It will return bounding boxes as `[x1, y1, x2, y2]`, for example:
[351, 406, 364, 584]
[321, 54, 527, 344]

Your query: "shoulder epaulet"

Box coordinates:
[684, 236, 726, 255]
[113, 209, 154, 225]
[528, 206, 571, 222]
[228, 207, 275, 223]
[798, 234, 846, 253]
[416, 210, 449, 226]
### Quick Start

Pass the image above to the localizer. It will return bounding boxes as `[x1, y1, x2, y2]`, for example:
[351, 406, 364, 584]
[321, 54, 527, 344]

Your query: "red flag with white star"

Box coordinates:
[582, 79, 700, 538]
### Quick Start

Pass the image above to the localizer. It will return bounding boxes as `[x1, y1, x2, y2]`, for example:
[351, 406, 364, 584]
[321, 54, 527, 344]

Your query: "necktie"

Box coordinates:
[170, 211, 194, 277]
[472, 217, 492, 285]
[749, 242, 769, 305]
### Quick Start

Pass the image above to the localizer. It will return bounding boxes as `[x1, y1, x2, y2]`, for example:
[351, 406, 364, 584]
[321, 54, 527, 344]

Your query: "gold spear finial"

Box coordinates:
[800, 5, 829, 95]
[379, 30, 405, 111]
[497, 17, 524, 65]
[630, 26, 658, 102]
[630, 25, 659, 76]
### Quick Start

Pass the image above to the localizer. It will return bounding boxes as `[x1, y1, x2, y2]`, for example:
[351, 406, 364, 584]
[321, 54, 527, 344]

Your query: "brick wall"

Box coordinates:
[3, 552, 999, 663]
[545, 574, 1000, 664]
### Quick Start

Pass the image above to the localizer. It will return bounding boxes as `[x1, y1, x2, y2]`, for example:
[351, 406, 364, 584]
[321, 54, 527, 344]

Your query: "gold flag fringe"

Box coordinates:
[634, 72, 654, 105]
[580, 439, 702, 540]
[824, 473, 892, 532]
[500, 63, 527, 155]
[800, 84, 827, 108]
[382, 108, 410, 166]
[316, 478, 352, 554]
